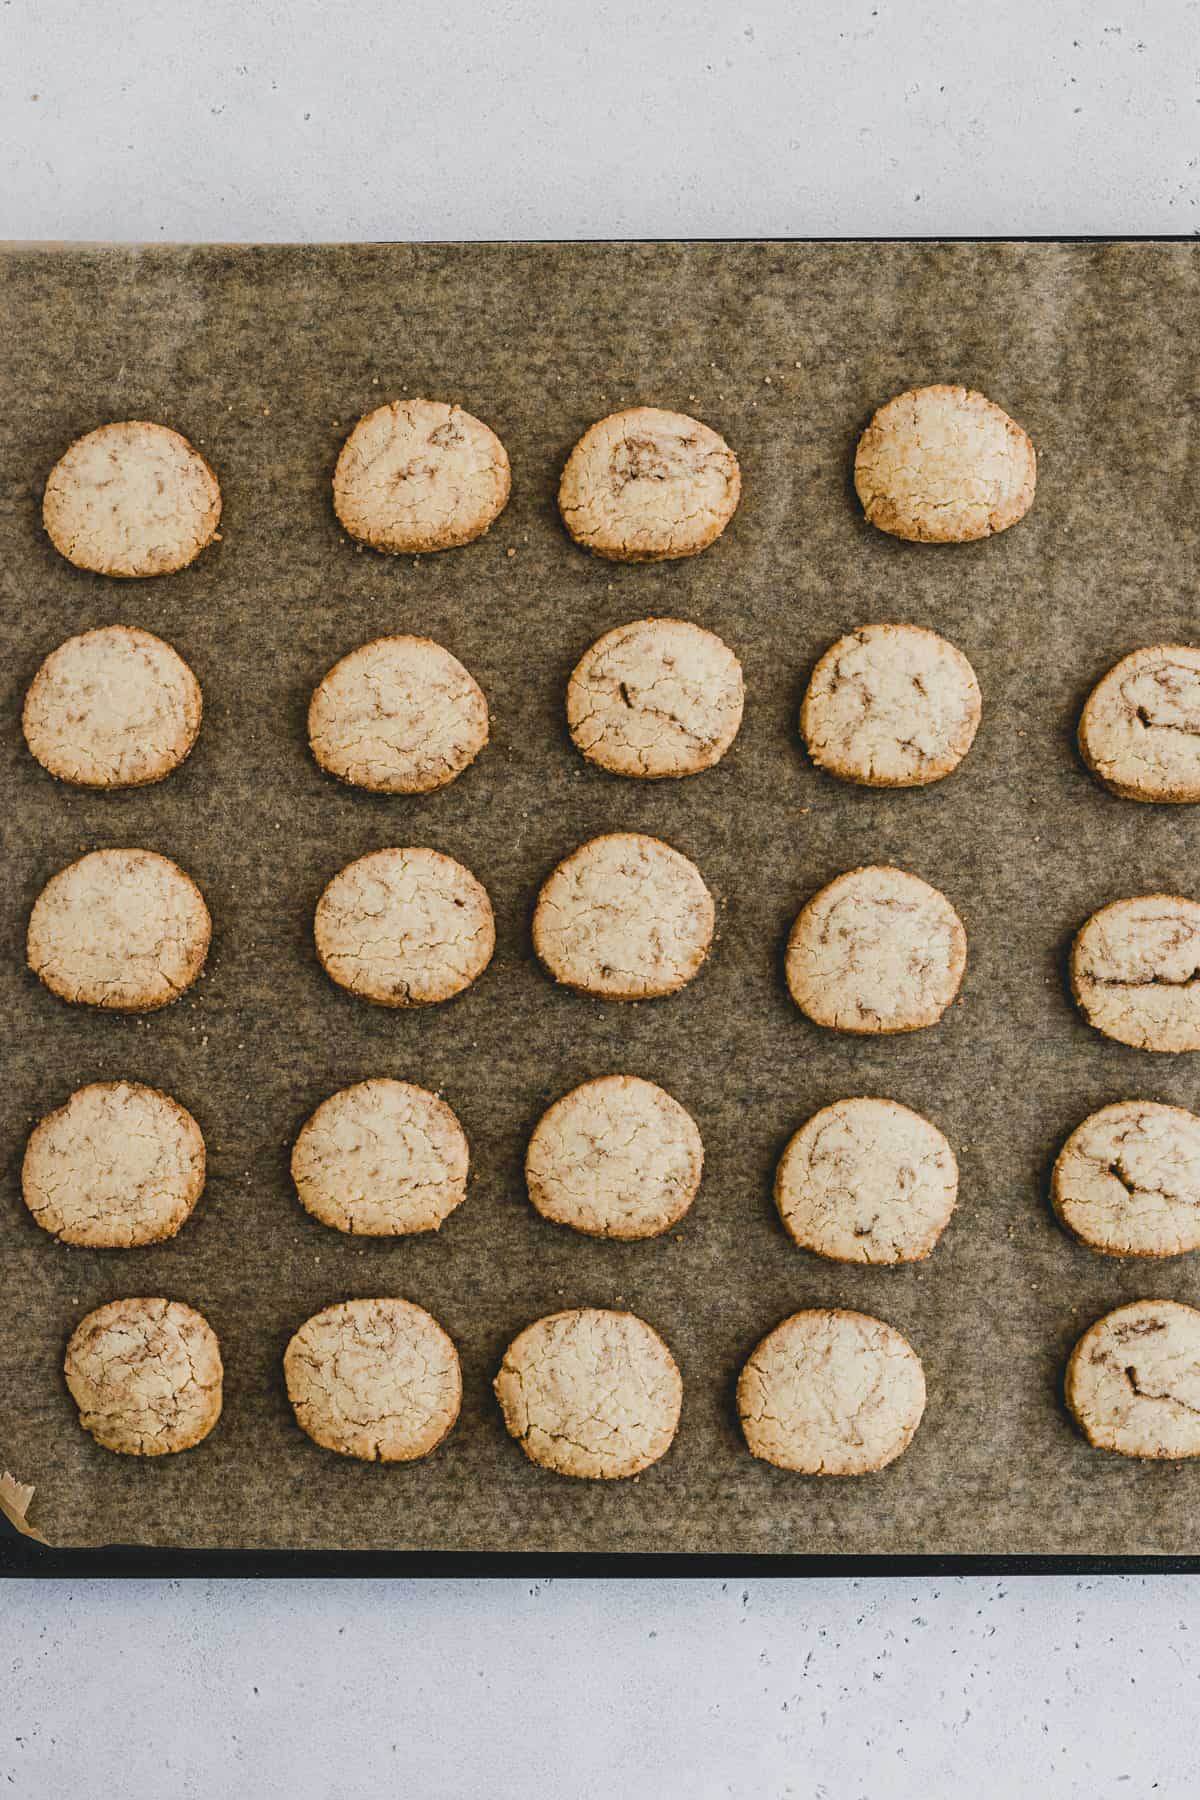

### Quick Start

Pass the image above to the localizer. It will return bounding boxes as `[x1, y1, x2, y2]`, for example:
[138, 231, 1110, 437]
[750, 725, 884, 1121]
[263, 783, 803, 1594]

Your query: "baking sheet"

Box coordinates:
[2, 240, 1199, 1556]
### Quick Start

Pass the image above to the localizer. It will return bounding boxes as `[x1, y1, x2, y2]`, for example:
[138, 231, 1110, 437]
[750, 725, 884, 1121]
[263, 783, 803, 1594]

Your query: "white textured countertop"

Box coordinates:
[3, 2, 1199, 1794]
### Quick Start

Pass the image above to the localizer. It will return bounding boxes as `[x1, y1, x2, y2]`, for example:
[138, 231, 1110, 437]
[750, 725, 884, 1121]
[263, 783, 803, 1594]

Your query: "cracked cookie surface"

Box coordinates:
[775, 1097, 957, 1264]
[308, 634, 487, 794]
[64, 1297, 222, 1456]
[1071, 894, 1200, 1052]
[43, 421, 221, 577]
[785, 865, 966, 1034]
[1066, 1299, 1200, 1458]
[24, 1081, 205, 1248]
[28, 848, 211, 1011]
[854, 384, 1036, 543]
[292, 1078, 469, 1236]
[333, 399, 510, 554]
[558, 406, 740, 562]
[801, 622, 980, 788]
[526, 1074, 703, 1239]
[494, 1307, 682, 1479]
[532, 832, 714, 1001]
[23, 624, 202, 789]
[1052, 1101, 1200, 1257]
[314, 846, 494, 1007]
[284, 1298, 461, 1462]
[738, 1308, 926, 1475]
[567, 617, 743, 779]
[1079, 645, 1200, 803]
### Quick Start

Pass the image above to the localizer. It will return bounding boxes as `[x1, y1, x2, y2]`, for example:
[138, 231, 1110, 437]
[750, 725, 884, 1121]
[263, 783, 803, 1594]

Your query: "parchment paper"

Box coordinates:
[1, 241, 1199, 1554]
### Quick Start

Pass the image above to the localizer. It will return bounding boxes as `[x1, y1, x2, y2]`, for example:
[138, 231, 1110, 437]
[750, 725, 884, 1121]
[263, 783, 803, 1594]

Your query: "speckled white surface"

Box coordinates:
[4, 1, 1200, 1792]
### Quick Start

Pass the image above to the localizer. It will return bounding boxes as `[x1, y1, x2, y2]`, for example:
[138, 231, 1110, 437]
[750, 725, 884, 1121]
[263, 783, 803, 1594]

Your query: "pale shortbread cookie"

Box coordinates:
[43, 421, 221, 577]
[1052, 1102, 1200, 1257]
[558, 407, 741, 562]
[854, 384, 1036, 544]
[284, 1298, 461, 1462]
[308, 635, 488, 794]
[64, 1298, 222, 1456]
[494, 1308, 682, 1479]
[775, 1097, 957, 1265]
[532, 832, 714, 1001]
[28, 848, 211, 1012]
[23, 625, 202, 789]
[801, 623, 980, 788]
[525, 1075, 703, 1239]
[314, 847, 494, 1007]
[1079, 646, 1200, 803]
[1066, 1299, 1200, 1459]
[333, 399, 510, 554]
[1071, 895, 1200, 1052]
[738, 1309, 926, 1475]
[23, 1081, 205, 1249]
[567, 617, 744, 779]
[785, 865, 966, 1034]
[292, 1079, 469, 1236]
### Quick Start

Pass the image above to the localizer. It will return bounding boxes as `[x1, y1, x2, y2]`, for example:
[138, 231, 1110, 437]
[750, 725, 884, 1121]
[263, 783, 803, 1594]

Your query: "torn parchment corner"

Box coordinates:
[0, 1470, 49, 1545]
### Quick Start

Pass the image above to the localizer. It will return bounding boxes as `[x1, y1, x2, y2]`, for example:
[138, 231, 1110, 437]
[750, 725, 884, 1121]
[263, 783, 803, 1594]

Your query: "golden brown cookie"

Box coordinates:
[738, 1309, 926, 1475]
[800, 623, 980, 788]
[64, 1298, 222, 1456]
[28, 848, 211, 1012]
[1079, 646, 1200, 803]
[23, 1081, 205, 1248]
[308, 635, 488, 794]
[567, 617, 744, 779]
[1066, 1300, 1200, 1458]
[1052, 1101, 1200, 1258]
[314, 847, 494, 1007]
[333, 399, 510, 554]
[525, 1075, 703, 1239]
[775, 1097, 957, 1265]
[43, 421, 221, 577]
[854, 384, 1035, 543]
[785, 866, 966, 1034]
[494, 1308, 682, 1479]
[1071, 895, 1200, 1052]
[533, 832, 714, 1001]
[292, 1079, 469, 1236]
[558, 407, 740, 562]
[284, 1298, 461, 1461]
[23, 625, 202, 789]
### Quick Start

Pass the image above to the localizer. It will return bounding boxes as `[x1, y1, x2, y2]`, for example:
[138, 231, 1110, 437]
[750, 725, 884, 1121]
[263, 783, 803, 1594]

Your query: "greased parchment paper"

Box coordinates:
[1, 241, 1198, 1553]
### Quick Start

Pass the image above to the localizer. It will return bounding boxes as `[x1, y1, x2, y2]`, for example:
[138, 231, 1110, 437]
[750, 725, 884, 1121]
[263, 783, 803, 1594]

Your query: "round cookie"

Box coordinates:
[1079, 646, 1200, 803]
[532, 832, 714, 1001]
[314, 847, 494, 1008]
[526, 1075, 703, 1240]
[308, 635, 487, 794]
[558, 407, 741, 562]
[333, 399, 510, 554]
[775, 1097, 957, 1265]
[737, 1309, 926, 1475]
[800, 623, 980, 788]
[28, 848, 211, 1012]
[785, 865, 966, 1035]
[1071, 895, 1200, 1052]
[494, 1308, 682, 1479]
[43, 421, 221, 577]
[292, 1079, 469, 1236]
[1066, 1299, 1200, 1459]
[64, 1298, 222, 1456]
[854, 384, 1036, 544]
[1052, 1101, 1200, 1258]
[567, 617, 744, 779]
[23, 1082, 205, 1249]
[23, 625, 202, 789]
[284, 1298, 461, 1462]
